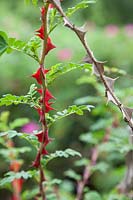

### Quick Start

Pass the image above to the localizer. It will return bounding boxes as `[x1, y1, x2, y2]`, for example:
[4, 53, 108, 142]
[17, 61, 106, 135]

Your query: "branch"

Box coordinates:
[48, 0, 133, 133]
[76, 147, 98, 200]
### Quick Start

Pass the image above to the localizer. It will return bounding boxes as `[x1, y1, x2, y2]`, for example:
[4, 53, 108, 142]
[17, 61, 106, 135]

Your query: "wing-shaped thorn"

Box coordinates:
[75, 22, 90, 39]
[63, 17, 73, 29]
[104, 76, 118, 92]
[106, 90, 119, 105]
[83, 54, 93, 64]
[92, 61, 104, 76]
[121, 105, 133, 122]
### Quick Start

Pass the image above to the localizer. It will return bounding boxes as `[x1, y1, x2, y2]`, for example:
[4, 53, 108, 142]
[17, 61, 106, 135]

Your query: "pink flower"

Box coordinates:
[57, 48, 73, 61]
[21, 122, 40, 133]
[124, 24, 133, 37]
[105, 24, 119, 37]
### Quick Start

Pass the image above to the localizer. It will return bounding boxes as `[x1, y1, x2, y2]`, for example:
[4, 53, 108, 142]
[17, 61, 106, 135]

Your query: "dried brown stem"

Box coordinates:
[49, 0, 133, 132]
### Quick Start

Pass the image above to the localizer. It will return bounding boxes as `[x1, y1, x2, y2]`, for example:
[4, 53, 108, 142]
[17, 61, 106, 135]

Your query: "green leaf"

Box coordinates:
[0, 31, 8, 56]
[43, 148, 81, 165]
[7, 37, 26, 53]
[47, 63, 91, 84]
[7, 36, 40, 62]
[0, 170, 37, 186]
[84, 191, 102, 200]
[91, 162, 109, 173]
[0, 111, 10, 124]
[66, 1, 95, 17]
[32, 0, 38, 5]
[90, 118, 113, 131]
[75, 158, 89, 167]
[0, 94, 27, 106]
[9, 118, 29, 129]
[0, 84, 38, 107]
[0, 147, 31, 158]
[22, 36, 41, 62]
[79, 132, 98, 145]
[27, 84, 37, 96]
[98, 142, 116, 153]
[47, 105, 94, 126]
[44, 179, 62, 186]
[24, 0, 38, 5]
[65, 169, 81, 181]
[0, 130, 22, 138]
[22, 188, 39, 200]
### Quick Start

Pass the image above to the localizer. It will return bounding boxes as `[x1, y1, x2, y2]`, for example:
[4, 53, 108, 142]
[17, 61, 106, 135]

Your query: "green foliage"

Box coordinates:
[0, 31, 8, 56]
[66, 0, 95, 17]
[105, 193, 130, 200]
[0, 84, 38, 107]
[75, 158, 89, 167]
[89, 0, 133, 25]
[0, 1, 132, 199]
[47, 105, 94, 126]
[7, 37, 26, 53]
[22, 188, 39, 200]
[79, 132, 98, 145]
[65, 169, 81, 181]
[44, 179, 62, 186]
[0, 111, 29, 132]
[0, 94, 29, 106]
[7, 36, 40, 62]
[24, 0, 38, 6]
[0, 30, 41, 61]
[0, 147, 31, 159]
[0, 170, 37, 186]
[91, 162, 109, 173]
[22, 36, 41, 62]
[0, 130, 22, 138]
[84, 191, 102, 200]
[47, 62, 92, 84]
[9, 118, 29, 129]
[98, 128, 133, 155]
[31, 0, 38, 5]
[43, 148, 81, 165]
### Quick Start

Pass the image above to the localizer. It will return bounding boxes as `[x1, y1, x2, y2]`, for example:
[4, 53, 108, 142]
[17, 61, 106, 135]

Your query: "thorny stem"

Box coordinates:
[48, 0, 133, 131]
[38, 2, 49, 200]
[40, 3, 49, 66]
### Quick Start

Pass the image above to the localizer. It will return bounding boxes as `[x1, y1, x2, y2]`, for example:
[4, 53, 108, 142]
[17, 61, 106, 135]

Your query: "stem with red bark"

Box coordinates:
[38, 2, 49, 200]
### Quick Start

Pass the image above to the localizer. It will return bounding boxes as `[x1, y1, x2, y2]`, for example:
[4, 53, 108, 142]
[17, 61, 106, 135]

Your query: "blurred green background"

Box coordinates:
[0, 0, 133, 199]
